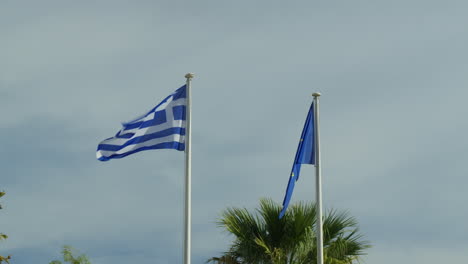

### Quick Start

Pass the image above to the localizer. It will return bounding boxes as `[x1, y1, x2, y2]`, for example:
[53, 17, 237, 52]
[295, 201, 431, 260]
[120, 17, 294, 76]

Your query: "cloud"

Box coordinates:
[2, 0, 468, 263]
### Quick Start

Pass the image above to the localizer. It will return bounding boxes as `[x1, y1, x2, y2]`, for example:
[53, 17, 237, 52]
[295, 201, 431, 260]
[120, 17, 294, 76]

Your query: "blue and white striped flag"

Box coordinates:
[96, 85, 186, 161]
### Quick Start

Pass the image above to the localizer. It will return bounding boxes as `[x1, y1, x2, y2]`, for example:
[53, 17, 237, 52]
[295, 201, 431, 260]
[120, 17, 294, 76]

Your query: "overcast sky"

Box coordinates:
[1, 1, 468, 263]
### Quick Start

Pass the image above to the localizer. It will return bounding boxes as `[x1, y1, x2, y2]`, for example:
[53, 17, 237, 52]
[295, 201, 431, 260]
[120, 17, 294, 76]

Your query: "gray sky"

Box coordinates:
[1, 0, 468, 263]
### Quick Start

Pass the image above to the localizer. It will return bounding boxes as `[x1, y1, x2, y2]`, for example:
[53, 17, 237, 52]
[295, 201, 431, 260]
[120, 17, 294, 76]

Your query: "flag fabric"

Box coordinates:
[96, 85, 187, 161]
[279, 102, 315, 218]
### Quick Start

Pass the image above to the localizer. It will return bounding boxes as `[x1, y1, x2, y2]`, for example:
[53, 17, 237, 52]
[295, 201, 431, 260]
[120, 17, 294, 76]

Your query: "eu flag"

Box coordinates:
[279, 102, 315, 218]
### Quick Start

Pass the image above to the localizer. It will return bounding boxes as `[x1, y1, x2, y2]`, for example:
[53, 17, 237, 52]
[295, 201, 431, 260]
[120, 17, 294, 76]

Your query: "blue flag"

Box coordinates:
[279, 102, 315, 218]
[96, 85, 186, 161]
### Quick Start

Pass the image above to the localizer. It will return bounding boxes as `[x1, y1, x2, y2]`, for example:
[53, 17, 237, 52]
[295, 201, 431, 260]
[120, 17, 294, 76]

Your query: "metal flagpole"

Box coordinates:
[184, 73, 194, 264]
[313, 92, 324, 264]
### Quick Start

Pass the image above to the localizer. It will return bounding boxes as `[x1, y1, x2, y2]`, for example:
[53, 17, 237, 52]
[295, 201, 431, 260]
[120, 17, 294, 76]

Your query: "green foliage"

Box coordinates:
[209, 198, 370, 264]
[0, 256, 10, 264]
[207, 255, 241, 264]
[49, 245, 92, 264]
[0, 191, 10, 264]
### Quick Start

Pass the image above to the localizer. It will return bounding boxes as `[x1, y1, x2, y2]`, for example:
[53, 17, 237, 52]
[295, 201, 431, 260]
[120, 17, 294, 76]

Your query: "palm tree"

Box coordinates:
[208, 198, 370, 264]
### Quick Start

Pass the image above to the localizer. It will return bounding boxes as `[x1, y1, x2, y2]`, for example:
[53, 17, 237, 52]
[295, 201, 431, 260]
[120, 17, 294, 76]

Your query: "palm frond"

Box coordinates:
[206, 254, 240, 264]
[211, 199, 371, 264]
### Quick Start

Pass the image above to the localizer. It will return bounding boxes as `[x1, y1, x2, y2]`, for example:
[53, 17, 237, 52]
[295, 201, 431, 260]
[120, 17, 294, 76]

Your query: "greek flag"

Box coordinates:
[96, 85, 186, 161]
[279, 102, 315, 218]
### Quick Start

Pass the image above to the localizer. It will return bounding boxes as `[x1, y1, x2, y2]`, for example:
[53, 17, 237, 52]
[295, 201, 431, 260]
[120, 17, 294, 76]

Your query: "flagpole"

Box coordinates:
[184, 73, 194, 264]
[313, 92, 324, 264]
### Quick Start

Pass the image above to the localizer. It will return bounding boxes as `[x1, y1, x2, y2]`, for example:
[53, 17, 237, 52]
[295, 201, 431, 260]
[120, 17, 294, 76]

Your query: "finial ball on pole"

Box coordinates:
[312, 92, 321, 97]
[185, 73, 195, 79]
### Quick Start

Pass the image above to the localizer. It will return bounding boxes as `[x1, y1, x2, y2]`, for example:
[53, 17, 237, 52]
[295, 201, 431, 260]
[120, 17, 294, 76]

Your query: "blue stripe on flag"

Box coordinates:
[98, 142, 185, 161]
[97, 127, 185, 151]
[115, 131, 135, 139]
[172, 86, 186, 100]
[122, 110, 167, 130]
[139, 110, 167, 129]
[172, 105, 186, 120]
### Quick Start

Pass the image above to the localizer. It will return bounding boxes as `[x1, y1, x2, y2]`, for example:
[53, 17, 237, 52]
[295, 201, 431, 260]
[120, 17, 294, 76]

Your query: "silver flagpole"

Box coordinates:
[184, 73, 194, 264]
[313, 92, 324, 264]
